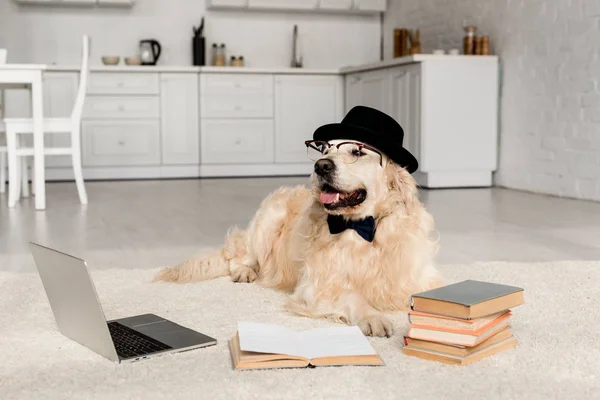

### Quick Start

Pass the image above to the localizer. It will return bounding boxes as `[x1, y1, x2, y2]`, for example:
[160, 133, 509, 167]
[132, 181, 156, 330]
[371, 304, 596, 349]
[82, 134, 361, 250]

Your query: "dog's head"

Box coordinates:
[309, 139, 417, 219]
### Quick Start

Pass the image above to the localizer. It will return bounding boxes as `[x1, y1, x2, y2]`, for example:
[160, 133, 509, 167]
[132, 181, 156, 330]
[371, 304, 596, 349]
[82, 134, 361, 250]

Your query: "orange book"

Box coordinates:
[407, 313, 511, 347]
[409, 310, 511, 334]
[403, 327, 514, 357]
[403, 335, 517, 366]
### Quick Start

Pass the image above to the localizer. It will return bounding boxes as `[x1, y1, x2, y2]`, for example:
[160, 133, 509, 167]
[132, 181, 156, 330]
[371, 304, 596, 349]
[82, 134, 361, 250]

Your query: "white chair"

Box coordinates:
[5, 35, 90, 207]
[0, 50, 7, 194]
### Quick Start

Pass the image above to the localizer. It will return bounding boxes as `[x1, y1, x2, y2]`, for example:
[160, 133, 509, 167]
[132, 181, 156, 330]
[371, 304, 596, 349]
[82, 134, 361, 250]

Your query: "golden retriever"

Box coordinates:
[154, 137, 443, 337]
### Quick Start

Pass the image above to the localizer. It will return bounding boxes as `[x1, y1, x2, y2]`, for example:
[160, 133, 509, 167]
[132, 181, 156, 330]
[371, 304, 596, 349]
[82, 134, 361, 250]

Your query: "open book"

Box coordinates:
[229, 322, 384, 370]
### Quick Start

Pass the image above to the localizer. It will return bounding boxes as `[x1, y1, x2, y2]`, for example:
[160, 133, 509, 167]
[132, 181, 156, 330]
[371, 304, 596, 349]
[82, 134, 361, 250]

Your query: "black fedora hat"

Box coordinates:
[313, 106, 418, 173]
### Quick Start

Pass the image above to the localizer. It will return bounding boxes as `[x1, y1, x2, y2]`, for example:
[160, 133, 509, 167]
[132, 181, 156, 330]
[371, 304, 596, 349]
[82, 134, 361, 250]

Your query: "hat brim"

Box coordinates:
[313, 123, 419, 174]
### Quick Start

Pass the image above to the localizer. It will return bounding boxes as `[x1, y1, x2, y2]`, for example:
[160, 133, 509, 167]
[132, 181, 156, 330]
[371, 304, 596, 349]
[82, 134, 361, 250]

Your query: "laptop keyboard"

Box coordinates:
[108, 321, 172, 359]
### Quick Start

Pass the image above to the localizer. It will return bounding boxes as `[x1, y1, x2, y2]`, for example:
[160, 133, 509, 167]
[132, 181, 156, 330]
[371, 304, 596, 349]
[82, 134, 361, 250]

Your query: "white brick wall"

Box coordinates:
[385, 0, 600, 201]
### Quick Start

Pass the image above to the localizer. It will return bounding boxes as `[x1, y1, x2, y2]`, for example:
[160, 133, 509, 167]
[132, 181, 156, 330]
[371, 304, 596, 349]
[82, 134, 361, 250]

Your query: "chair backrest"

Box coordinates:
[71, 35, 90, 122]
[0, 49, 6, 119]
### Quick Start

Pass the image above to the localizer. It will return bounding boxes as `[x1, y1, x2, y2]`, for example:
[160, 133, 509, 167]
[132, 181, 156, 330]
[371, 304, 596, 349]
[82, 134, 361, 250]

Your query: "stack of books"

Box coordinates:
[402, 280, 524, 366]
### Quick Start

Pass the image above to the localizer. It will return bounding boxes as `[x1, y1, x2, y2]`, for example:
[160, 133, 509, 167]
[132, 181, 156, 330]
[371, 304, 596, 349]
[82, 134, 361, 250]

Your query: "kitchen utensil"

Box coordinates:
[193, 17, 204, 37]
[193, 17, 206, 66]
[290, 24, 303, 68]
[407, 29, 421, 55]
[101, 56, 120, 65]
[125, 56, 142, 65]
[139, 39, 162, 65]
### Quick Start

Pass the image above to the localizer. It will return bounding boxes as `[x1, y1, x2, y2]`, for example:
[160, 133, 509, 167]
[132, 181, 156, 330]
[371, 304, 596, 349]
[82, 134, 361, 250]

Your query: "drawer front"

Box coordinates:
[82, 121, 160, 166]
[87, 72, 159, 95]
[201, 119, 273, 164]
[201, 94, 273, 118]
[201, 73, 273, 96]
[84, 96, 160, 119]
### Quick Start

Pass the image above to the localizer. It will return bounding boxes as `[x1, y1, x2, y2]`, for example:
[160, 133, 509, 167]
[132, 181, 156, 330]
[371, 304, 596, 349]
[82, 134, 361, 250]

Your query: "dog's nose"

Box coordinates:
[315, 159, 335, 176]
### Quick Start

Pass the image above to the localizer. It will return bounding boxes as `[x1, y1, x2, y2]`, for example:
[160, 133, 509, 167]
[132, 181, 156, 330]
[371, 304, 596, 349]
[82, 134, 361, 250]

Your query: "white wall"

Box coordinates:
[385, 0, 600, 201]
[0, 0, 380, 69]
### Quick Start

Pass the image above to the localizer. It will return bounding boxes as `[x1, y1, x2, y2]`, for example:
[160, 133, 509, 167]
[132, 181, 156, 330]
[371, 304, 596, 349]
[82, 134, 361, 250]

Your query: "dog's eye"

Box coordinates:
[351, 148, 365, 157]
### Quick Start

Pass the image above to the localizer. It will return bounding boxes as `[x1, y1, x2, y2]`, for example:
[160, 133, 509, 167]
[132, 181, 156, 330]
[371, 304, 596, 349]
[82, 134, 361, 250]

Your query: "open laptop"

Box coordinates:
[29, 242, 217, 363]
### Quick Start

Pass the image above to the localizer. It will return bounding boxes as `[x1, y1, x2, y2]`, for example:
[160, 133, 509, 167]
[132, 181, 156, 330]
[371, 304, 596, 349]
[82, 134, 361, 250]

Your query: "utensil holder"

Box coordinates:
[193, 36, 205, 66]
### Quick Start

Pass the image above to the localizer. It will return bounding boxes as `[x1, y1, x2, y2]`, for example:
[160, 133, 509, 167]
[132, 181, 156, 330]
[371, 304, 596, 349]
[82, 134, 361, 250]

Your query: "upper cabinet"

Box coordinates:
[13, 0, 134, 7]
[248, 0, 318, 10]
[208, 0, 385, 13]
[354, 0, 386, 11]
[207, 0, 248, 7]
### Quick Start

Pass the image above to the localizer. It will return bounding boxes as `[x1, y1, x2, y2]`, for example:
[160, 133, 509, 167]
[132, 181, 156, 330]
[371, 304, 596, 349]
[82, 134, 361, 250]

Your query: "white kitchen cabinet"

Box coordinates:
[248, 0, 317, 9]
[160, 74, 200, 165]
[319, 0, 352, 10]
[201, 119, 274, 164]
[274, 75, 343, 163]
[344, 69, 390, 115]
[354, 0, 386, 12]
[84, 96, 160, 119]
[207, 0, 248, 7]
[82, 120, 160, 167]
[97, 0, 134, 5]
[14, 0, 96, 4]
[87, 72, 159, 95]
[342, 55, 499, 188]
[207, 0, 381, 12]
[389, 64, 421, 160]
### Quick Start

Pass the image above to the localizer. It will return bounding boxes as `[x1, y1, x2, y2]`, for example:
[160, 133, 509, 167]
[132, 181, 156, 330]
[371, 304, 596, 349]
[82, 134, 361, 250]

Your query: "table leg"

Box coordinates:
[31, 72, 45, 210]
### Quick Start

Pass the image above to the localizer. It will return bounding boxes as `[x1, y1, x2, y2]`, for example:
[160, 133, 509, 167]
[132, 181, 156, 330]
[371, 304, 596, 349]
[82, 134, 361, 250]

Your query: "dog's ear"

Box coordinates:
[385, 161, 417, 195]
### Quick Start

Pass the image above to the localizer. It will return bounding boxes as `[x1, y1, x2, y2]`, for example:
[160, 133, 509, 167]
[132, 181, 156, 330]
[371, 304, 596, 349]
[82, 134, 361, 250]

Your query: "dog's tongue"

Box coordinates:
[319, 192, 340, 204]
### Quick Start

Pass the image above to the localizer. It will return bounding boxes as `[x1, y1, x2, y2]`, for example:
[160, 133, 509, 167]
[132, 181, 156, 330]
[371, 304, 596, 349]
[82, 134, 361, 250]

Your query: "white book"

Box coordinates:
[229, 321, 384, 370]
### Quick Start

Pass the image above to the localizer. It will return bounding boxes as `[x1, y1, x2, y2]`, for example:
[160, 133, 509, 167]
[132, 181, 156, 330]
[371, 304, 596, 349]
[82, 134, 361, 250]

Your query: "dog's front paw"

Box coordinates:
[231, 266, 257, 283]
[358, 314, 393, 337]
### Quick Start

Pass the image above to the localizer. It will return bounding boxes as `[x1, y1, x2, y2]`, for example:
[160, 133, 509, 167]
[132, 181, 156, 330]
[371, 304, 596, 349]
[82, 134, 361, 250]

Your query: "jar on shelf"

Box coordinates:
[214, 43, 226, 66]
[463, 25, 477, 55]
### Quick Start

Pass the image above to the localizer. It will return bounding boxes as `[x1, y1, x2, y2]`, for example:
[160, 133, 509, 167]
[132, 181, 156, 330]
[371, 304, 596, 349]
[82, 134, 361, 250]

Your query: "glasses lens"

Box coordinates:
[338, 143, 361, 164]
[307, 142, 325, 161]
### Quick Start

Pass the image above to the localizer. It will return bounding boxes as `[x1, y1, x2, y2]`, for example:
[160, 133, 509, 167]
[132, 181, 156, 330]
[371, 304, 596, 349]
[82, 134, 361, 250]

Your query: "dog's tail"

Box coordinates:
[152, 228, 247, 283]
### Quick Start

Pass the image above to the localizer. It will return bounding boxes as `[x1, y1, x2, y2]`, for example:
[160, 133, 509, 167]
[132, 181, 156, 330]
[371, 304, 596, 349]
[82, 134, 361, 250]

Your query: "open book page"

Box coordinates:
[237, 322, 302, 357]
[297, 326, 377, 360]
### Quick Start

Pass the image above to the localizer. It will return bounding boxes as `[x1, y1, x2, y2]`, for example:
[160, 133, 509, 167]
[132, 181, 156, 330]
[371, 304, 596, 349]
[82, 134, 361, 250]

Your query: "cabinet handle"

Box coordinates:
[235, 140, 241, 145]
[118, 140, 125, 146]
[352, 76, 362, 83]
[118, 82, 124, 87]
[234, 106, 241, 111]
[118, 105, 125, 112]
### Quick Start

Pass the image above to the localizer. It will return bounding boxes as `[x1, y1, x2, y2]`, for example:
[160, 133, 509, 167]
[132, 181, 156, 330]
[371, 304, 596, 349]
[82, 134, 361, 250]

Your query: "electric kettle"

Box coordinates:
[139, 39, 162, 65]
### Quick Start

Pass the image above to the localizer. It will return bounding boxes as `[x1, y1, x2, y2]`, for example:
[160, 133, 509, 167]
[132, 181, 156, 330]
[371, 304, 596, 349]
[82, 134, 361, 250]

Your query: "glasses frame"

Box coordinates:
[305, 140, 383, 167]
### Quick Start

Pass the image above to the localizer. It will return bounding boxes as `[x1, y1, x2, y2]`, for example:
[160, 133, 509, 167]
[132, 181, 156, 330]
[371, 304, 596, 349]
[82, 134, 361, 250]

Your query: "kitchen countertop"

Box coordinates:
[338, 54, 499, 74]
[44, 55, 498, 75]
[46, 65, 340, 75]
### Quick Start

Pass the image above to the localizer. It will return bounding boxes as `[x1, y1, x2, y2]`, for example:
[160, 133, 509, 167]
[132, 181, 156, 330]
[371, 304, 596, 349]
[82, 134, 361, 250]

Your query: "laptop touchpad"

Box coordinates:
[134, 321, 215, 348]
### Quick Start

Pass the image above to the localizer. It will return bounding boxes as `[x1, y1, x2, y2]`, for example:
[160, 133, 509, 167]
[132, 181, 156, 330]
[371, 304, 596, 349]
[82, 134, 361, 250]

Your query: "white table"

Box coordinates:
[0, 64, 47, 210]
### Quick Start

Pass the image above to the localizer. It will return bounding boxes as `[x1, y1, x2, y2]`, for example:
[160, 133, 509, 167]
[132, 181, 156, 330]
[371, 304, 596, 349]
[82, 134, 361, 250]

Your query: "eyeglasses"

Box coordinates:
[304, 140, 383, 166]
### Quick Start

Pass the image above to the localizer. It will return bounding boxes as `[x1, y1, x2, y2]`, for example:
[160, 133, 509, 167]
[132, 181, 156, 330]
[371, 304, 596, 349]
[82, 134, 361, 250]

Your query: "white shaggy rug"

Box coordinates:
[1, 261, 599, 400]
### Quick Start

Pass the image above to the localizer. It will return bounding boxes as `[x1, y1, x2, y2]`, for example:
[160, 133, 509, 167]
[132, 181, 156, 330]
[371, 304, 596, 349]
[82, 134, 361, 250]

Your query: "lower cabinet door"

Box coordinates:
[200, 119, 274, 164]
[82, 120, 161, 166]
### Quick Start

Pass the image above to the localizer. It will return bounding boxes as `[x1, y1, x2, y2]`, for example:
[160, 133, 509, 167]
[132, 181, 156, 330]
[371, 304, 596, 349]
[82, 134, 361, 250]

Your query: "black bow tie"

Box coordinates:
[327, 215, 376, 242]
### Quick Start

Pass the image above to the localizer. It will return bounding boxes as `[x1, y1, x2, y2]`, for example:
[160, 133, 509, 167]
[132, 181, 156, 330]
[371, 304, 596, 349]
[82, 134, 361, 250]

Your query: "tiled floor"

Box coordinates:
[1, 177, 599, 273]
